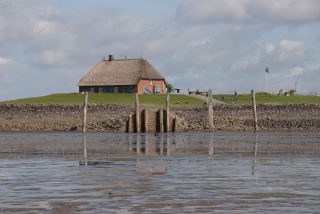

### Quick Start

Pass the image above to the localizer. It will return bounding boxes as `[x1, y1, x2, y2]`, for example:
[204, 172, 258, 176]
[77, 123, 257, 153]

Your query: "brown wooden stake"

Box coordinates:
[166, 92, 170, 132]
[173, 115, 177, 132]
[82, 92, 88, 133]
[135, 93, 140, 133]
[251, 89, 258, 131]
[128, 114, 133, 133]
[208, 89, 214, 131]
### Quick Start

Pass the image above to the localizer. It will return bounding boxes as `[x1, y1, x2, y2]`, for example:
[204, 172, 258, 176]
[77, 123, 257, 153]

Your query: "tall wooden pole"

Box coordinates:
[251, 89, 258, 131]
[82, 92, 88, 133]
[208, 89, 214, 131]
[166, 92, 170, 132]
[135, 93, 140, 133]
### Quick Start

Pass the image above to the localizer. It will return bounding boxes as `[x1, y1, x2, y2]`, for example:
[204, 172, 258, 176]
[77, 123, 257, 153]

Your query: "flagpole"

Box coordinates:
[265, 65, 269, 92]
[265, 71, 268, 92]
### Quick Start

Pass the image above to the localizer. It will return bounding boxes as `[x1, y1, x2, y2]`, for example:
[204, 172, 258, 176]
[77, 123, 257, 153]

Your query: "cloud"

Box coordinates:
[231, 53, 261, 71]
[265, 43, 275, 54]
[176, 0, 249, 23]
[0, 56, 13, 65]
[278, 40, 306, 61]
[177, 0, 320, 23]
[288, 66, 305, 77]
[31, 49, 71, 67]
[0, 0, 319, 100]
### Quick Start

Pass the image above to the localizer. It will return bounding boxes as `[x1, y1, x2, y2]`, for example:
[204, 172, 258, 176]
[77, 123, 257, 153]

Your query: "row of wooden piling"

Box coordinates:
[82, 92, 176, 133]
[130, 92, 176, 133]
[82, 89, 259, 133]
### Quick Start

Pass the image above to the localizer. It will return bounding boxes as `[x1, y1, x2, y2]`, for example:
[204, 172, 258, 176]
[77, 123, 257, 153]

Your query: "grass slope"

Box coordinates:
[213, 93, 320, 105]
[1, 93, 205, 108]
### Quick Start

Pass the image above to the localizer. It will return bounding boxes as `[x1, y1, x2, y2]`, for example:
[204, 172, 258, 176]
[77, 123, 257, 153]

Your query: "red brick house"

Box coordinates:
[78, 55, 167, 94]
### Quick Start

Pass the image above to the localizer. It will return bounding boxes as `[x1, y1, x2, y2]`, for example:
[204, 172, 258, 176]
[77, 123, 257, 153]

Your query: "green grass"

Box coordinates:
[1, 93, 205, 108]
[213, 93, 320, 105]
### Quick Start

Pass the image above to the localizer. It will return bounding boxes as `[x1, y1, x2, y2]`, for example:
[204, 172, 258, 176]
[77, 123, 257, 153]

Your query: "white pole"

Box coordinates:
[265, 72, 268, 92]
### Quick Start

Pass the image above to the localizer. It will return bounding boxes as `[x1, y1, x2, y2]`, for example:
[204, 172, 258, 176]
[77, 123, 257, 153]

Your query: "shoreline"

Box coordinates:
[0, 103, 319, 132]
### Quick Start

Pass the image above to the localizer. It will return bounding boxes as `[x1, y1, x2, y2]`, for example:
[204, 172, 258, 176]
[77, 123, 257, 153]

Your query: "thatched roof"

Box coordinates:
[78, 59, 165, 86]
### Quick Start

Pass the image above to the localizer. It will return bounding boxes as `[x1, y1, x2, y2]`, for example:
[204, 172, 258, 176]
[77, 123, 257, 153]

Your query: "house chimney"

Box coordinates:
[108, 54, 114, 61]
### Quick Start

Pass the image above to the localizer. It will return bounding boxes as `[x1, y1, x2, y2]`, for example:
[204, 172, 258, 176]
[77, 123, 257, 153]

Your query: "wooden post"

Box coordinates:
[144, 109, 149, 133]
[173, 115, 177, 132]
[82, 92, 88, 133]
[135, 93, 140, 133]
[166, 92, 170, 132]
[128, 114, 133, 133]
[208, 89, 214, 131]
[251, 89, 258, 131]
[159, 109, 164, 133]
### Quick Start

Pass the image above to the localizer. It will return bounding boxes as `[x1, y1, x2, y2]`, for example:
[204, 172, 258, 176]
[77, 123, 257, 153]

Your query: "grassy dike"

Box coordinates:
[213, 93, 320, 105]
[1, 93, 205, 108]
[1, 92, 319, 107]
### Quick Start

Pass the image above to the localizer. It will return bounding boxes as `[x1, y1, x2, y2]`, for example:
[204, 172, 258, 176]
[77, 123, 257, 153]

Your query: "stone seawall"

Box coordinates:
[0, 104, 135, 132]
[0, 104, 319, 132]
[176, 104, 320, 131]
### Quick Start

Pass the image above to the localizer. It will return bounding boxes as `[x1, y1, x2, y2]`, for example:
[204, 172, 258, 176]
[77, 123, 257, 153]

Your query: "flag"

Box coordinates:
[265, 66, 270, 73]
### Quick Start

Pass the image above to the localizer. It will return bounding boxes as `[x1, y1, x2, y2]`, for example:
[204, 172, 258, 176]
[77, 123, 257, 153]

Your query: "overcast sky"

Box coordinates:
[0, 0, 320, 100]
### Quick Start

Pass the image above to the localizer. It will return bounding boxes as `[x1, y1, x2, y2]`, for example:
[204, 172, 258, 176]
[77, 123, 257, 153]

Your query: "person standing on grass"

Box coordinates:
[234, 91, 238, 101]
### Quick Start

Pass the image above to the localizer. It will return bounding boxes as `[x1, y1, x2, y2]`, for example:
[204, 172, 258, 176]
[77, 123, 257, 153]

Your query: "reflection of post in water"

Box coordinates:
[136, 133, 141, 155]
[160, 134, 164, 156]
[83, 134, 88, 166]
[209, 133, 214, 156]
[145, 134, 149, 155]
[252, 133, 258, 176]
[166, 134, 170, 156]
[128, 134, 132, 152]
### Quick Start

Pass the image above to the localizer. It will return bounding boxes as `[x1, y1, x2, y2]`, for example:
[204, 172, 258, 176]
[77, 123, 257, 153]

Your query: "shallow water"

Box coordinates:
[0, 131, 319, 213]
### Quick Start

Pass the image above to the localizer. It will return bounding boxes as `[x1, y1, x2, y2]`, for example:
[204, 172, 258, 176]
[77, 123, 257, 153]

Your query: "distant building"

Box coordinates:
[78, 55, 167, 94]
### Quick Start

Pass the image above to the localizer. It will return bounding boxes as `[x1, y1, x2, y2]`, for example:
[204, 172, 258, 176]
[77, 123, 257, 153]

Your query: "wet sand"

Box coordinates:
[0, 131, 320, 213]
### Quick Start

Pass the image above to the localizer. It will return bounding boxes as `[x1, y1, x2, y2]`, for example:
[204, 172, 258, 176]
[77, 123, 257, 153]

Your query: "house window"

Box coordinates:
[156, 86, 161, 93]
[143, 86, 148, 93]
[124, 86, 132, 93]
[150, 81, 153, 85]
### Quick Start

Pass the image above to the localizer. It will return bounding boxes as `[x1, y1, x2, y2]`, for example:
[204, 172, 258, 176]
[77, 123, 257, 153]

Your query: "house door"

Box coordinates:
[152, 86, 156, 94]
[114, 87, 118, 93]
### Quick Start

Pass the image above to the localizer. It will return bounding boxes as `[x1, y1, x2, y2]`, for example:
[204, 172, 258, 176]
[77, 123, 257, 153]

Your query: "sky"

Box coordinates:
[0, 0, 320, 101]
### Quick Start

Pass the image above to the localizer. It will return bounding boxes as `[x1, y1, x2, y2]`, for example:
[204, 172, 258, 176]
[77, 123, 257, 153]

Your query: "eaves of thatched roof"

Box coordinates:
[78, 59, 165, 86]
